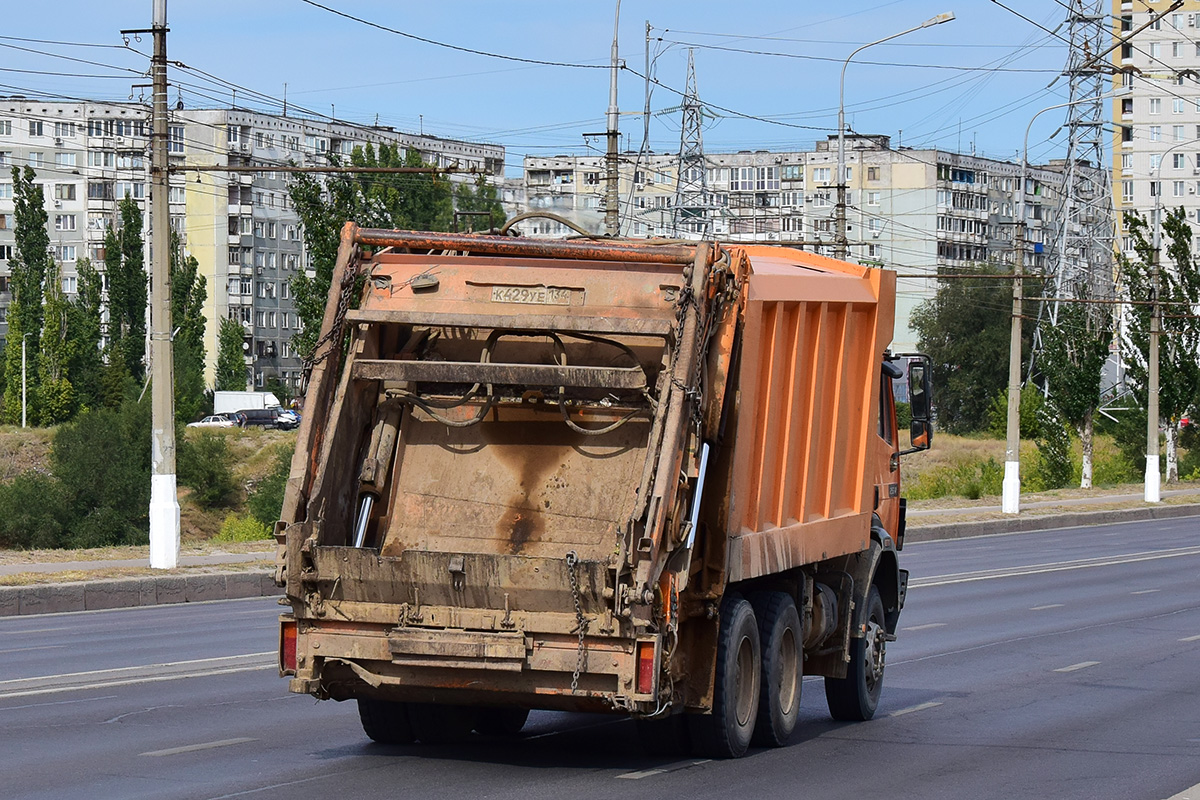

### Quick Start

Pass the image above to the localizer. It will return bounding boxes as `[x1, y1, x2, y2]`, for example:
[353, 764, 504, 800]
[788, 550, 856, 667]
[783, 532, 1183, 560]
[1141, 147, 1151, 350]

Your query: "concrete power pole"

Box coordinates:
[604, 1, 622, 237]
[148, 0, 179, 568]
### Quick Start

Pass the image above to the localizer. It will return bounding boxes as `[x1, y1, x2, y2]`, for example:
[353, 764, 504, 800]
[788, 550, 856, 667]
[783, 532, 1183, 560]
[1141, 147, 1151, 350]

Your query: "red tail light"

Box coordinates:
[636, 641, 655, 695]
[280, 619, 297, 675]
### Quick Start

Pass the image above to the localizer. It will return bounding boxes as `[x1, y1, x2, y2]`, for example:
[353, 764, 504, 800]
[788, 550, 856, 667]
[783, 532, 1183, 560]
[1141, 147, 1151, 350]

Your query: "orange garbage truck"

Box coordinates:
[275, 224, 933, 758]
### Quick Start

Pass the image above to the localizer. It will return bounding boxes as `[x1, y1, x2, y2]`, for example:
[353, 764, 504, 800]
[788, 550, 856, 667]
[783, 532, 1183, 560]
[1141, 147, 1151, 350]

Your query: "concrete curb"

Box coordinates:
[0, 571, 281, 617]
[906, 502, 1200, 543]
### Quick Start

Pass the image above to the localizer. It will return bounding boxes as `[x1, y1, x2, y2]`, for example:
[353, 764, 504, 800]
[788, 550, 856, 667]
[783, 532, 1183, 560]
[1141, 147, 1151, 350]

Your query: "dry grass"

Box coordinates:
[0, 425, 56, 482]
[0, 559, 273, 587]
[0, 539, 273, 566]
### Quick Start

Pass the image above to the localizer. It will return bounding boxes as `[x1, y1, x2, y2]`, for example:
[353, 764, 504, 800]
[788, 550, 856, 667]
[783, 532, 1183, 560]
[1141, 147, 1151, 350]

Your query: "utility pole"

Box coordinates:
[149, 0, 179, 568]
[604, 0, 622, 237]
[672, 50, 711, 239]
[1003, 217, 1024, 514]
[1146, 192, 1163, 503]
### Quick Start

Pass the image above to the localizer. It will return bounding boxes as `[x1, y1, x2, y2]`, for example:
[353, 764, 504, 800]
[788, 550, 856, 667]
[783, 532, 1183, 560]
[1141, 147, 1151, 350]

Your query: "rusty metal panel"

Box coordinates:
[354, 227, 702, 265]
[389, 629, 526, 671]
[350, 358, 646, 390]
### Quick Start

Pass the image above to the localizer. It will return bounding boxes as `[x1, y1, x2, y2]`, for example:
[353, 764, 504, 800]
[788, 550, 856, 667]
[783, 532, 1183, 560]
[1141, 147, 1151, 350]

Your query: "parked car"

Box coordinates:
[187, 415, 234, 428]
[235, 408, 283, 428]
[276, 410, 301, 430]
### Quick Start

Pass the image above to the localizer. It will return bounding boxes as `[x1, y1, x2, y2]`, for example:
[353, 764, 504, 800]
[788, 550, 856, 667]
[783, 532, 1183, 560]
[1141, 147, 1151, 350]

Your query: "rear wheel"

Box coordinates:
[749, 592, 802, 747]
[689, 594, 760, 758]
[824, 585, 886, 721]
[356, 698, 414, 745]
[475, 707, 530, 737]
[408, 703, 478, 744]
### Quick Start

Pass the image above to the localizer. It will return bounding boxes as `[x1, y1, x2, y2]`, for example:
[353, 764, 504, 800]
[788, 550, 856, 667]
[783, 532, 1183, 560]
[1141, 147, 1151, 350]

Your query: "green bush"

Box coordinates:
[216, 512, 272, 542]
[987, 388, 1043, 440]
[51, 399, 150, 545]
[178, 431, 237, 508]
[1029, 406, 1073, 492]
[248, 444, 293, 527]
[905, 457, 1003, 500]
[0, 472, 72, 549]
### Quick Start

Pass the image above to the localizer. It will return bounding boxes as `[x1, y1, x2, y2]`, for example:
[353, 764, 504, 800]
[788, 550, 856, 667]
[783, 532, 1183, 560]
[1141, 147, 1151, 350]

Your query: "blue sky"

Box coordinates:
[2, 1, 1086, 172]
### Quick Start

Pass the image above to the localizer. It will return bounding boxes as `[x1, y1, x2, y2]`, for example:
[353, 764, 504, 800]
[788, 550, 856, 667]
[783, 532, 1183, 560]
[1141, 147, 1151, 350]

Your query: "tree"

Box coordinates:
[1119, 209, 1200, 483]
[288, 144, 456, 359]
[216, 316, 248, 391]
[106, 195, 148, 383]
[38, 257, 75, 424]
[1, 165, 51, 424]
[1038, 299, 1112, 488]
[911, 265, 1038, 434]
[454, 174, 506, 232]
[67, 257, 105, 412]
[170, 234, 208, 422]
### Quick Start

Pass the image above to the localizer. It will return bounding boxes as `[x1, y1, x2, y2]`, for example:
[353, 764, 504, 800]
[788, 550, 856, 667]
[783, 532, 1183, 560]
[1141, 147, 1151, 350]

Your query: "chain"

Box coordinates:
[300, 255, 361, 394]
[565, 550, 589, 694]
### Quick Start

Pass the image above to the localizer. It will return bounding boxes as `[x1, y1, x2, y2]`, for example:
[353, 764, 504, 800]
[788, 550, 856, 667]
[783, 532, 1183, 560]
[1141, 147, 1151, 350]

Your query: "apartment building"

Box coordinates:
[0, 99, 504, 391]
[519, 136, 1082, 349]
[1111, 0, 1200, 255]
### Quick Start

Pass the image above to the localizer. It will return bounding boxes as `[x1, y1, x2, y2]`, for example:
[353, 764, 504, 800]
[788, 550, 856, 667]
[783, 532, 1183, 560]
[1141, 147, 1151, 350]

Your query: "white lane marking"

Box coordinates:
[901, 623, 946, 632]
[1030, 604, 1064, 610]
[911, 545, 1200, 588]
[0, 645, 66, 655]
[0, 695, 119, 712]
[0, 652, 275, 699]
[1055, 661, 1100, 673]
[616, 760, 711, 780]
[141, 737, 257, 757]
[889, 701, 943, 717]
[0, 627, 71, 635]
[1131, 589, 1161, 595]
[1180, 634, 1200, 643]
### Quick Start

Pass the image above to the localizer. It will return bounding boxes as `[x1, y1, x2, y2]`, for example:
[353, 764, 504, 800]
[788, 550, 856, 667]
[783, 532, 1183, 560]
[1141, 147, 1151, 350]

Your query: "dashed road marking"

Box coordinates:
[1131, 589, 1161, 595]
[1179, 634, 1200, 643]
[901, 623, 946, 632]
[1030, 604, 1064, 610]
[141, 738, 256, 757]
[889, 701, 942, 717]
[1163, 779, 1200, 799]
[1055, 661, 1100, 673]
[616, 759, 710, 780]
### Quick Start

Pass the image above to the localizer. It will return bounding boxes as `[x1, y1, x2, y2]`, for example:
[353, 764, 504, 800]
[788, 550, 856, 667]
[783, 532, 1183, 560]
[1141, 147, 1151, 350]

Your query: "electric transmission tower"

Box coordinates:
[1043, 0, 1115, 325]
[672, 50, 713, 239]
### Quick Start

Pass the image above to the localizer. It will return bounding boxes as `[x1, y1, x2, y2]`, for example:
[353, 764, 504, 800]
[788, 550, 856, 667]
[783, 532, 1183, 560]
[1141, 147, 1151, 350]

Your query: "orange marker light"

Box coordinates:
[636, 641, 655, 695]
[280, 620, 298, 675]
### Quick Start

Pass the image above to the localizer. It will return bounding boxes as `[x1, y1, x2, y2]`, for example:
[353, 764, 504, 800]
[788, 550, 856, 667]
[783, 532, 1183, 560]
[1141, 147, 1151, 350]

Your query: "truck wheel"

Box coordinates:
[749, 591, 802, 747]
[689, 594, 760, 758]
[408, 703, 478, 744]
[824, 585, 886, 721]
[475, 707, 530, 737]
[356, 698, 414, 744]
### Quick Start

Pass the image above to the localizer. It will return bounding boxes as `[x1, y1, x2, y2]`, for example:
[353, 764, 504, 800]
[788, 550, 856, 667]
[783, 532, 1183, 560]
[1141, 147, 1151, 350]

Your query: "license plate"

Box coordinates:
[490, 285, 571, 306]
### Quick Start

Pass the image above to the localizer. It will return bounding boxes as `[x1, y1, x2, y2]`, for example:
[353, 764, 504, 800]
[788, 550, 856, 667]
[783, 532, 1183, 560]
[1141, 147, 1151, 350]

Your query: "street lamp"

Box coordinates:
[1143, 137, 1193, 502]
[835, 12, 955, 260]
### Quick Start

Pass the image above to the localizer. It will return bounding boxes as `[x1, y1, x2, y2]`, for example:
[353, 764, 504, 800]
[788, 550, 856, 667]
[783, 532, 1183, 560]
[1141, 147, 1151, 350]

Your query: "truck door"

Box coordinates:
[873, 363, 902, 539]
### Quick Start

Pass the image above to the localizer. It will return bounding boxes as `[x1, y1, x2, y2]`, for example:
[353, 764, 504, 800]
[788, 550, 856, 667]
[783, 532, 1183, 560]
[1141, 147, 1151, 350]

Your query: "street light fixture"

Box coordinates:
[835, 12, 955, 261]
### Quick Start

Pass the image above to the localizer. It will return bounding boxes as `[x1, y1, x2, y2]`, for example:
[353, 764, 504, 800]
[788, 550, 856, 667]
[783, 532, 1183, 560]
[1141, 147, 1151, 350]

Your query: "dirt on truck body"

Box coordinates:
[276, 224, 933, 757]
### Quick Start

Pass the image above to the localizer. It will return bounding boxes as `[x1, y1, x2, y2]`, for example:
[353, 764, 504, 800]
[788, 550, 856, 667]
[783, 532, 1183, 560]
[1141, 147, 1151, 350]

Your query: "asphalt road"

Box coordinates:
[2, 517, 1198, 800]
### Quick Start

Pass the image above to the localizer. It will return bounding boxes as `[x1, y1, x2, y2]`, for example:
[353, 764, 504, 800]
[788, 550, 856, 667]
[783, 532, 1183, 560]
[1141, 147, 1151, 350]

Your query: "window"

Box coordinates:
[281, 282, 291, 300]
[29, 120, 43, 136]
[812, 167, 831, 183]
[1173, 12, 1183, 28]
[169, 186, 186, 203]
[240, 276, 252, 295]
[268, 311, 277, 328]
[0, 152, 9, 167]
[54, 122, 75, 138]
[53, 183, 76, 201]
[0, 244, 11, 260]
[88, 151, 114, 168]
[227, 125, 239, 144]
[254, 221, 265, 238]
[1176, 125, 1187, 141]
[115, 182, 145, 200]
[62, 275, 77, 294]
[1151, 126, 1162, 141]
[0, 213, 9, 229]
[167, 125, 184, 153]
[267, 221, 277, 238]
[1122, 98, 1133, 116]
[867, 166, 880, 181]
[115, 152, 142, 169]
[1150, 153, 1162, 171]
[1175, 153, 1187, 169]
[1150, 181, 1161, 197]
[1122, 153, 1133, 170]
[1175, 180, 1186, 197]
[781, 165, 802, 180]
[1174, 41, 1183, 58]
[255, 251, 265, 268]
[267, 252, 276, 269]
[1151, 98, 1163, 114]
[867, 191, 880, 206]
[54, 214, 76, 231]
[1150, 42, 1161, 58]
[0, 183, 10, 200]
[240, 216, 253, 234]
[1175, 98, 1185, 114]
[54, 245, 76, 262]
[54, 152, 76, 168]
[0, 120, 10, 136]
[256, 311, 266, 328]
[28, 152, 44, 167]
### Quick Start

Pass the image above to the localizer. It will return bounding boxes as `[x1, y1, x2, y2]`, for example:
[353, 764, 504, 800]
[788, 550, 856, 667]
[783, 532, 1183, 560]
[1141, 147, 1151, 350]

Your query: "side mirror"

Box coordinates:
[910, 418, 932, 451]
[908, 361, 931, 422]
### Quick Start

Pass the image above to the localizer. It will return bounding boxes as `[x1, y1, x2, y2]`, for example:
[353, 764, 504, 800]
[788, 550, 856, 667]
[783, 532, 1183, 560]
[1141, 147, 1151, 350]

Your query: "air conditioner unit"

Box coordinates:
[54, 137, 63, 146]
[53, 200, 62, 208]
[239, 143, 250, 153]
[115, 137, 125, 145]
[257, 267, 264, 275]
